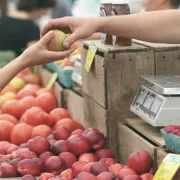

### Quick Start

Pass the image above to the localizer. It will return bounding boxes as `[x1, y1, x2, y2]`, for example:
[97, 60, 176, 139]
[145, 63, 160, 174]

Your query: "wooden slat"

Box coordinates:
[107, 51, 155, 158]
[63, 90, 84, 123]
[82, 49, 107, 108]
[133, 39, 180, 51]
[83, 94, 107, 136]
[83, 40, 148, 53]
[118, 123, 157, 173]
[126, 118, 165, 147]
[38, 66, 53, 87]
[53, 82, 63, 107]
[155, 50, 180, 75]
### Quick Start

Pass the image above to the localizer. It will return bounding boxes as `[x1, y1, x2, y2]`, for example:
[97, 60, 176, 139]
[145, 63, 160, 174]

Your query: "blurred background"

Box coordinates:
[0, 0, 180, 58]
[1, 0, 143, 29]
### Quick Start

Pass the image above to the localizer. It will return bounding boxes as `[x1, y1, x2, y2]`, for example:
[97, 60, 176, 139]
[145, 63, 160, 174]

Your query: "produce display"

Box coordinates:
[0, 69, 154, 180]
[161, 125, 180, 153]
[45, 41, 82, 89]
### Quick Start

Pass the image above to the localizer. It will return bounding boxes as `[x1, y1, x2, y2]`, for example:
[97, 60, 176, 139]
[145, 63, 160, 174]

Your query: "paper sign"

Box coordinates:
[85, 43, 97, 72]
[154, 154, 180, 180]
[45, 73, 58, 90]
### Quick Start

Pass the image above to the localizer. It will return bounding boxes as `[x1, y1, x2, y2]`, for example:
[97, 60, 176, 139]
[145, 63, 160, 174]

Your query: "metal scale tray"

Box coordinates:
[140, 75, 180, 95]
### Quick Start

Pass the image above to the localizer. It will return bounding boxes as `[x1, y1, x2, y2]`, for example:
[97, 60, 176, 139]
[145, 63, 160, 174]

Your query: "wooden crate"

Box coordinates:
[83, 94, 107, 136]
[133, 40, 180, 75]
[118, 123, 157, 173]
[82, 40, 155, 157]
[63, 90, 84, 125]
[125, 118, 165, 148]
[126, 118, 180, 178]
[38, 66, 52, 87]
[157, 149, 180, 180]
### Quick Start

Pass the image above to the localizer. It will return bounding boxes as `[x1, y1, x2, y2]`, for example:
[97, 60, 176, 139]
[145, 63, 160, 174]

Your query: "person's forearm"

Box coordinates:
[97, 10, 180, 44]
[0, 55, 25, 91]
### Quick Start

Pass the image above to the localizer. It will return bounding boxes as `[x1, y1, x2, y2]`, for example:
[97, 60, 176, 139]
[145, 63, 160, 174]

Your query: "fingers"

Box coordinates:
[41, 18, 71, 36]
[39, 31, 54, 46]
[63, 30, 83, 49]
[47, 47, 76, 62]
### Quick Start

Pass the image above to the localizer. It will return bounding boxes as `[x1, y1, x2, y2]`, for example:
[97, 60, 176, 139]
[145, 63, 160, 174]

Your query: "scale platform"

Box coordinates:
[140, 75, 180, 95]
[131, 75, 180, 127]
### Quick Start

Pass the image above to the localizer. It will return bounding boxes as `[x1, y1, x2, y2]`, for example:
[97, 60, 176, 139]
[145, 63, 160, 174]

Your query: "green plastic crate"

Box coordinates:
[0, 51, 16, 68]
[44, 62, 58, 72]
[57, 66, 73, 88]
[161, 129, 180, 153]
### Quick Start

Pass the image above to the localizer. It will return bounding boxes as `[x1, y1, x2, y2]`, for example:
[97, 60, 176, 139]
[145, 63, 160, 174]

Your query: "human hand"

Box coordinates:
[20, 31, 75, 68]
[41, 17, 100, 49]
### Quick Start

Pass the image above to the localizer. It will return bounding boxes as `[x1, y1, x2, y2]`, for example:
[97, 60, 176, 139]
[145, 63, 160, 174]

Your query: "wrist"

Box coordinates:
[15, 54, 28, 71]
[96, 17, 108, 33]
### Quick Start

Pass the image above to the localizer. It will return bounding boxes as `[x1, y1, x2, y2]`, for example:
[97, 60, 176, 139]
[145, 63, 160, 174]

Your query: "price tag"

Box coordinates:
[154, 154, 180, 180]
[85, 43, 97, 72]
[45, 73, 58, 90]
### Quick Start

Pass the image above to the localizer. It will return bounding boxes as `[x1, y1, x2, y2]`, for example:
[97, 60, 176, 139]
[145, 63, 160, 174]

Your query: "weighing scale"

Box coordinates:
[130, 75, 180, 127]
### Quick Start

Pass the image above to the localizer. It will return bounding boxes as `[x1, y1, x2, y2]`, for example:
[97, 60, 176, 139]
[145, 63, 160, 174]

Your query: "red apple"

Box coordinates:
[97, 172, 118, 180]
[124, 175, 143, 180]
[39, 173, 55, 180]
[36, 92, 56, 113]
[20, 96, 37, 112]
[84, 131, 105, 150]
[17, 159, 41, 176]
[72, 161, 88, 177]
[53, 127, 70, 140]
[128, 151, 153, 175]
[45, 156, 65, 175]
[99, 158, 117, 169]
[89, 162, 108, 176]
[51, 140, 69, 155]
[117, 168, 136, 180]
[140, 173, 154, 180]
[16, 89, 36, 100]
[23, 84, 41, 93]
[23, 74, 41, 85]
[0, 164, 17, 177]
[69, 136, 90, 155]
[81, 162, 95, 173]
[71, 129, 85, 136]
[28, 136, 50, 155]
[60, 169, 73, 180]
[59, 152, 77, 168]
[109, 163, 124, 175]
[75, 172, 98, 180]
[50, 108, 71, 125]
[2, 100, 25, 119]
[95, 149, 114, 160]
[78, 153, 98, 163]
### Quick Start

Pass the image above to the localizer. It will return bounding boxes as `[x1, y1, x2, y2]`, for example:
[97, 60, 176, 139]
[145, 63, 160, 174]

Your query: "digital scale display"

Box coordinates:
[133, 87, 163, 120]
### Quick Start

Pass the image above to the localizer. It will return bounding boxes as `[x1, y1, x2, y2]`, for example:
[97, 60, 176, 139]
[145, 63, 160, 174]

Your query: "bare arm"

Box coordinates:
[0, 31, 75, 91]
[41, 10, 180, 48]
[98, 10, 180, 44]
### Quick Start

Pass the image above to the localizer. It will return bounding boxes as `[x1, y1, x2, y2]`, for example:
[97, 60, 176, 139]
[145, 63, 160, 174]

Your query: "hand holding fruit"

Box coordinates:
[41, 17, 100, 49]
[21, 31, 75, 68]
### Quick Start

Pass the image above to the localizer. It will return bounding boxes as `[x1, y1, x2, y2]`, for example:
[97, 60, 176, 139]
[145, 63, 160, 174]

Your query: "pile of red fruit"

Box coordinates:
[0, 69, 154, 180]
[164, 125, 180, 136]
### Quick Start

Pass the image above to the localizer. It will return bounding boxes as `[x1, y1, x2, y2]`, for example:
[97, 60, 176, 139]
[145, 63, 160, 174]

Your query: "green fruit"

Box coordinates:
[47, 30, 67, 51]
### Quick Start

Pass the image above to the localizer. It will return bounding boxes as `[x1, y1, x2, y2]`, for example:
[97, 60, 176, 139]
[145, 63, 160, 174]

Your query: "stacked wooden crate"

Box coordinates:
[81, 40, 180, 161]
[82, 40, 155, 158]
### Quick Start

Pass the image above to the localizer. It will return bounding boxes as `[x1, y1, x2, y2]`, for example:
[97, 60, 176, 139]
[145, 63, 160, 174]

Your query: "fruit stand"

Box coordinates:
[0, 9, 180, 180]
